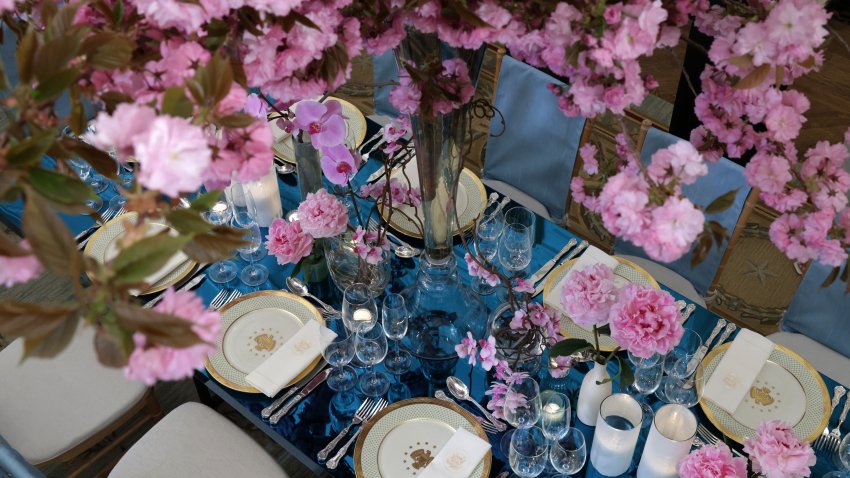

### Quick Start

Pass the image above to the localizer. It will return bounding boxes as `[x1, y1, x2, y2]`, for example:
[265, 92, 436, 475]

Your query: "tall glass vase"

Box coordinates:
[396, 30, 488, 384]
[292, 134, 323, 201]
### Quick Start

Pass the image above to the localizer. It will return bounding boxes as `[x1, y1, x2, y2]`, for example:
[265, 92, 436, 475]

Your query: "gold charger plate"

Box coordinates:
[542, 255, 660, 352]
[83, 212, 196, 295]
[268, 96, 367, 164]
[204, 290, 324, 393]
[697, 342, 829, 444]
[354, 397, 491, 478]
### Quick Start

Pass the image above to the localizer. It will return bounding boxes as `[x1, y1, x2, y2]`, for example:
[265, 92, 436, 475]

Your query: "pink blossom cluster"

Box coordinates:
[351, 226, 389, 265]
[485, 362, 528, 420]
[389, 58, 475, 116]
[381, 116, 412, 159]
[464, 253, 500, 287]
[453, 332, 499, 371]
[677, 443, 747, 478]
[743, 420, 816, 478]
[267, 189, 349, 265]
[0, 240, 43, 288]
[290, 100, 360, 185]
[608, 283, 684, 358]
[559, 263, 619, 328]
[360, 178, 422, 208]
[124, 288, 221, 385]
[548, 355, 573, 379]
[509, 303, 563, 346]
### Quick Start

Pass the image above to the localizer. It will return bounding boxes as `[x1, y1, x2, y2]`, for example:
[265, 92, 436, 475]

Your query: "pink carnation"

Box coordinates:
[560, 263, 619, 328]
[743, 420, 815, 478]
[124, 288, 221, 385]
[266, 218, 314, 265]
[297, 189, 349, 238]
[608, 284, 684, 358]
[677, 443, 747, 478]
[0, 240, 43, 287]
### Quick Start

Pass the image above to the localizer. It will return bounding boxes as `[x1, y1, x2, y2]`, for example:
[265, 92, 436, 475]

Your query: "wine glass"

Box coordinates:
[540, 391, 571, 441]
[116, 160, 135, 189]
[509, 426, 549, 478]
[230, 183, 268, 263]
[663, 359, 705, 408]
[657, 329, 702, 402]
[504, 376, 542, 429]
[68, 159, 103, 212]
[228, 184, 268, 288]
[505, 206, 536, 244]
[473, 202, 504, 295]
[356, 323, 389, 397]
[549, 428, 586, 477]
[628, 351, 664, 426]
[499, 223, 532, 279]
[382, 293, 411, 375]
[322, 320, 356, 392]
[203, 199, 238, 285]
[342, 283, 377, 334]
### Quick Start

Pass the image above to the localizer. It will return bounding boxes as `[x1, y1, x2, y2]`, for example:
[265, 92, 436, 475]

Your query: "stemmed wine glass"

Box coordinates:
[356, 323, 389, 397]
[473, 202, 504, 295]
[657, 329, 702, 402]
[824, 434, 850, 476]
[68, 159, 103, 212]
[540, 391, 571, 441]
[342, 283, 377, 334]
[628, 351, 664, 426]
[663, 358, 706, 408]
[230, 184, 268, 263]
[501, 376, 543, 459]
[203, 198, 238, 285]
[382, 293, 411, 375]
[504, 206, 536, 244]
[499, 223, 532, 279]
[549, 428, 587, 477]
[228, 184, 268, 288]
[322, 320, 356, 392]
[509, 426, 549, 478]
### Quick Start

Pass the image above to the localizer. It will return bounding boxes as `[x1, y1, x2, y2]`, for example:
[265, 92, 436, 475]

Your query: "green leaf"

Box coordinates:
[112, 0, 124, 26]
[112, 301, 204, 348]
[0, 300, 77, 338]
[615, 355, 634, 390]
[183, 225, 248, 263]
[100, 91, 133, 112]
[596, 324, 611, 336]
[735, 64, 771, 90]
[33, 67, 80, 102]
[29, 167, 94, 205]
[197, 52, 233, 104]
[161, 86, 194, 118]
[190, 190, 221, 211]
[549, 338, 594, 358]
[23, 312, 80, 359]
[216, 112, 255, 128]
[48, 4, 85, 39]
[7, 132, 54, 167]
[166, 208, 214, 235]
[94, 326, 130, 367]
[34, 29, 86, 81]
[64, 140, 119, 179]
[16, 27, 38, 84]
[112, 233, 191, 284]
[22, 189, 79, 275]
[81, 33, 133, 69]
[705, 188, 740, 214]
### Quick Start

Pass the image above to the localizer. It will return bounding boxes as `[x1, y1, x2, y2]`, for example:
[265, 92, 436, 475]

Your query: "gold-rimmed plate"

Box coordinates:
[542, 256, 660, 352]
[268, 97, 367, 164]
[697, 342, 829, 444]
[83, 212, 196, 295]
[354, 398, 491, 478]
[204, 290, 324, 393]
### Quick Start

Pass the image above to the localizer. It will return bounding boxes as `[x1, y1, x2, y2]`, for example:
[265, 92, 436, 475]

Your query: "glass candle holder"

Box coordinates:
[590, 393, 643, 477]
[636, 404, 697, 478]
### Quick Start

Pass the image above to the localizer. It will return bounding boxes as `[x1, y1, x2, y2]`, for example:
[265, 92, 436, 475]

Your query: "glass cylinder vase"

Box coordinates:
[590, 393, 644, 477]
[292, 134, 323, 201]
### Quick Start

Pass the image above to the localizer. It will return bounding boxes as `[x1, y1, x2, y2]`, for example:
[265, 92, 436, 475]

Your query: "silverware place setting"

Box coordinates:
[326, 398, 388, 470]
[815, 386, 847, 451]
[434, 390, 500, 434]
[532, 239, 589, 298]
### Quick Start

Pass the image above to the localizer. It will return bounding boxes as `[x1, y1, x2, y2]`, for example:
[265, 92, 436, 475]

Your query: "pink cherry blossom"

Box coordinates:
[204, 121, 274, 189]
[389, 70, 422, 115]
[320, 144, 359, 185]
[514, 278, 534, 294]
[549, 355, 573, 379]
[134, 115, 212, 197]
[641, 197, 705, 263]
[352, 226, 389, 265]
[464, 253, 501, 287]
[647, 140, 708, 185]
[560, 263, 619, 328]
[266, 218, 314, 265]
[478, 335, 499, 371]
[87, 103, 157, 161]
[743, 420, 815, 478]
[608, 284, 684, 358]
[677, 443, 747, 478]
[244, 93, 268, 119]
[580, 143, 600, 175]
[597, 171, 651, 238]
[455, 331, 478, 366]
[0, 240, 43, 287]
[297, 189, 349, 238]
[293, 100, 346, 149]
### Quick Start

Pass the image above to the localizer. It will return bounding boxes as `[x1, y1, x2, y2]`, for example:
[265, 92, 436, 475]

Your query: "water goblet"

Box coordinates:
[472, 202, 504, 295]
[540, 391, 571, 441]
[117, 161, 135, 189]
[229, 185, 268, 288]
[108, 195, 127, 215]
[229, 183, 268, 263]
[628, 351, 664, 426]
[356, 323, 389, 397]
[663, 359, 705, 409]
[68, 159, 103, 212]
[499, 223, 532, 279]
[509, 426, 549, 478]
[549, 427, 586, 477]
[503, 376, 542, 430]
[505, 206, 537, 244]
[342, 283, 377, 334]
[203, 200, 238, 285]
[321, 321, 356, 392]
[382, 293, 411, 375]
[657, 329, 702, 402]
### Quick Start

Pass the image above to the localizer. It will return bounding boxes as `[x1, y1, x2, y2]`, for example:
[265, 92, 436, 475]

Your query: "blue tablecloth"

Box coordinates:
[1, 145, 844, 477]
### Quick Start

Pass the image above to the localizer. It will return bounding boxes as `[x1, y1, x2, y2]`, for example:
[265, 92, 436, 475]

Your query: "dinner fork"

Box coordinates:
[434, 390, 499, 434]
[826, 390, 850, 455]
[696, 423, 747, 458]
[205, 289, 230, 311]
[815, 386, 846, 450]
[326, 399, 388, 469]
[318, 399, 380, 461]
[213, 290, 242, 310]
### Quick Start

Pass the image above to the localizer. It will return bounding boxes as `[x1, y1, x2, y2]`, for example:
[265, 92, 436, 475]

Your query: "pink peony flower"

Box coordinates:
[455, 331, 478, 366]
[293, 100, 346, 149]
[478, 335, 500, 371]
[560, 263, 619, 328]
[677, 443, 747, 478]
[320, 144, 358, 185]
[86, 103, 157, 161]
[608, 284, 684, 358]
[0, 240, 43, 287]
[352, 226, 389, 265]
[743, 420, 815, 478]
[134, 116, 212, 197]
[124, 288, 221, 385]
[297, 189, 349, 238]
[266, 218, 314, 265]
[549, 355, 573, 379]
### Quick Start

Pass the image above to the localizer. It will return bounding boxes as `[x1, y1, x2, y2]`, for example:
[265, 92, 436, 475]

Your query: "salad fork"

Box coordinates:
[826, 391, 850, 455]
[815, 386, 846, 450]
[326, 399, 388, 469]
[206, 289, 230, 310]
[318, 399, 378, 461]
[213, 290, 242, 310]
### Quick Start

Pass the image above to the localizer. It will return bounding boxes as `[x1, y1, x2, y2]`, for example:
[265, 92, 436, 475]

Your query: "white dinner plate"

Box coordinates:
[268, 97, 367, 164]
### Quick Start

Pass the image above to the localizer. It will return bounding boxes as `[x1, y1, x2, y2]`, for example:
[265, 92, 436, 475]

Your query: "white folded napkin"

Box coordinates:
[703, 329, 774, 414]
[543, 245, 620, 313]
[104, 224, 188, 294]
[245, 320, 336, 397]
[417, 428, 491, 478]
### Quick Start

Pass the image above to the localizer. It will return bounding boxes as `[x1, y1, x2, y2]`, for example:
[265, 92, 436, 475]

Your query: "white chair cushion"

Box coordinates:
[768, 332, 850, 388]
[618, 255, 706, 308]
[109, 402, 289, 478]
[482, 178, 555, 223]
[0, 327, 147, 464]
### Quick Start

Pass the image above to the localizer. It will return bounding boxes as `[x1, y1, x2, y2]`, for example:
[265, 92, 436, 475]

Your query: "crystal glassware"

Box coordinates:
[472, 202, 504, 295]
[663, 359, 706, 408]
[117, 161, 135, 189]
[658, 329, 702, 402]
[499, 223, 532, 279]
[203, 199, 238, 285]
[342, 283, 378, 334]
[628, 351, 664, 426]
[68, 159, 103, 212]
[228, 184, 269, 288]
[504, 376, 542, 430]
[356, 323, 389, 397]
[322, 320, 356, 392]
[504, 206, 536, 244]
[590, 393, 644, 477]
[636, 403, 697, 478]
[540, 390, 571, 441]
[549, 427, 586, 477]
[382, 293, 412, 375]
[509, 426, 549, 478]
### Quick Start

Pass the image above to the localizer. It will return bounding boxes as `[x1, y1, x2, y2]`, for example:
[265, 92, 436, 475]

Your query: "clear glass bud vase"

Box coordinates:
[395, 30, 487, 384]
[292, 134, 323, 201]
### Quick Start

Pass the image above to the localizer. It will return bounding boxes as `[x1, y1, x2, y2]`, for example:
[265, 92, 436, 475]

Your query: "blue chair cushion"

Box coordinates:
[373, 51, 400, 118]
[783, 261, 850, 359]
[615, 127, 751, 295]
[483, 56, 585, 221]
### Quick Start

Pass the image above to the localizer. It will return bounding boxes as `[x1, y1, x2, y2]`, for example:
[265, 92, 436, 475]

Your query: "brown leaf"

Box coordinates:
[183, 225, 248, 263]
[0, 233, 29, 257]
[216, 112, 255, 128]
[822, 266, 841, 288]
[28, 167, 94, 205]
[7, 131, 54, 167]
[112, 301, 204, 348]
[22, 189, 79, 275]
[0, 300, 77, 338]
[726, 55, 753, 70]
[112, 233, 191, 284]
[16, 27, 38, 84]
[63, 139, 119, 179]
[81, 33, 133, 69]
[734, 64, 771, 90]
[23, 312, 80, 359]
[705, 188, 740, 214]
[775, 66, 784, 86]
[166, 208, 214, 235]
[94, 329, 129, 367]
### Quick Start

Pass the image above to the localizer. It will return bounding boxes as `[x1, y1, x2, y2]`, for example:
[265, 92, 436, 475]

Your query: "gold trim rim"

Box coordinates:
[83, 211, 196, 295]
[696, 341, 830, 444]
[353, 397, 492, 478]
[204, 290, 325, 394]
[543, 255, 660, 352]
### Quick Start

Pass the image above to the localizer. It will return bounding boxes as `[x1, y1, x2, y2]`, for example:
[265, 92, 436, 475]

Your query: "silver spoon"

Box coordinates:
[276, 162, 295, 174]
[446, 376, 507, 431]
[285, 277, 338, 315]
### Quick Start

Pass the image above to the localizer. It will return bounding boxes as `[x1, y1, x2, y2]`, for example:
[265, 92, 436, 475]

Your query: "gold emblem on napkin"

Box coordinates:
[293, 339, 312, 354]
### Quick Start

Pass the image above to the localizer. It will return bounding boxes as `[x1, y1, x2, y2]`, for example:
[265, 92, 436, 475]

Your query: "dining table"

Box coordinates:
[1, 117, 846, 478]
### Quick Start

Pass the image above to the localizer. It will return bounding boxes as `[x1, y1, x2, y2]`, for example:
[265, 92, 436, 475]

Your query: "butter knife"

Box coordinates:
[529, 238, 577, 285]
[261, 363, 328, 419]
[270, 367, 332, 424]
[142, 273, 206, 309]
[686, 319, 726, 374]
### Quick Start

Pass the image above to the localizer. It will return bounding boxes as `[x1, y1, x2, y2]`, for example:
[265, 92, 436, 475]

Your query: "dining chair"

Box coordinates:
[0, 434, 45, 478]
[108, 402, 291, 478]
[481, 55, 586, 224]
[770, 261, 850, 387]
[373, 51, 400, 118]
[0, 326, 160, 477]
[613, 127, 753, 306]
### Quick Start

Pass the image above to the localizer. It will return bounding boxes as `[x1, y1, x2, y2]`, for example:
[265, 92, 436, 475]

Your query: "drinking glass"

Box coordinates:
[657, 329, 702, 402]
[203, 199, 238, 284]
[503, 376, 542, 430]
[230, 183, 268, 263]
[540, 391, 571, 441]
[117, 161, 135, 189]
[68, 159, 103, 212]
[228, 185, 268, 287]
[322, 320, 356, 392]
[628, 351, 664, 426]
[356, 323, 389, 397]
[590, 393, 644, 477]
[499, 223, 532, 279]
[382, 293, 411, 374]
[509, 426, 548, 478]
[636, 404, 697, 478]
[663, 359, 705, 408]
[473, 202, 504, 295]
[505, 206, 536, 244]
[549, 428, 586, 477]
[108, 195, 127, 214]
[342, 283, 377, 334]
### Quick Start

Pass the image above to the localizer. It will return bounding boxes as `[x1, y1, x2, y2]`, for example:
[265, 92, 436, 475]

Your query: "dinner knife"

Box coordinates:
[713, 323, 738, 349]
[142, 273, 206, 309]
[261, 363, 329, 419]
[270, 367, 333, 424]
[686, 319, 726, 374]
[532, 241, 589, 298]
[529, 238, 577, 284]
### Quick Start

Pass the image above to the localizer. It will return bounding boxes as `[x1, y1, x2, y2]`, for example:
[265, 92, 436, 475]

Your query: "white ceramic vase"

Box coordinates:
[576, 361, 613, 426]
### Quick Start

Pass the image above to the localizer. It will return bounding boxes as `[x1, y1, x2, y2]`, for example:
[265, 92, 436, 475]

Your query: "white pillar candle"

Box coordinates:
[590, 393, 643, 477]
[245, 165, 283, 227]
[636, 404, 697, 478]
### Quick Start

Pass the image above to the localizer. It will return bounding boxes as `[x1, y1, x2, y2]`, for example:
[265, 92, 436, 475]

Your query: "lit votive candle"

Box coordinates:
[590, 393, 643, 477]
[636, 404, 697, 478]
[352, 308, 373, 330]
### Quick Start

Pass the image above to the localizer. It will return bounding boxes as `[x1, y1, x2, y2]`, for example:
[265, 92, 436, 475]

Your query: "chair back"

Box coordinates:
[482, 56, 585, 222]
[614, 127, 751, 295]
[372, 51, 400, 118]
[0, 435, 45, 478]
[782, 261, 850, 359]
